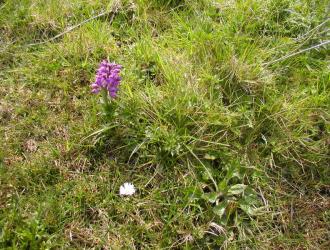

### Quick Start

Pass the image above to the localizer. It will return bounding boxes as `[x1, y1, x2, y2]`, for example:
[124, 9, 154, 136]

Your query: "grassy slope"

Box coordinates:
[0, 0, 329, 249]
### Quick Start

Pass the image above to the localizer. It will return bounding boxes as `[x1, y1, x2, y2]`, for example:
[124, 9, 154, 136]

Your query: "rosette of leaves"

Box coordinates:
[194, 159, 263, 226]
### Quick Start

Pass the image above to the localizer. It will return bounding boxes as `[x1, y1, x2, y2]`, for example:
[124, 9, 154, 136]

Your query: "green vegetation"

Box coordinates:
[0, 0, 329, 248]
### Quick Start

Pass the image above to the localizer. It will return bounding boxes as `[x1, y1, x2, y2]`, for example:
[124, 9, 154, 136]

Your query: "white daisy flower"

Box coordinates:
[119, 182, 136, 196]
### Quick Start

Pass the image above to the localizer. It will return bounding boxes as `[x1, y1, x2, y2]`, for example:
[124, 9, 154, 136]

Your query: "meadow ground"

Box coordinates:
[0, 0, 329, 249]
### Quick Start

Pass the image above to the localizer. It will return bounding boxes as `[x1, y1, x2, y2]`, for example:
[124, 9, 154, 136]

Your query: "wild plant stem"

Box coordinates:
[263, 40, 330, 66]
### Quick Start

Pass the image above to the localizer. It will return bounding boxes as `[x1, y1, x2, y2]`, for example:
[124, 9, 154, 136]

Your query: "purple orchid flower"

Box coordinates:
[91, 60, 122, 98]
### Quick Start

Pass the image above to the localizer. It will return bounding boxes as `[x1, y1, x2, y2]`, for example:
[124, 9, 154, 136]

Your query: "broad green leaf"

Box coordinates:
[213, 201, 228, 217]
[239, 204, 260, 216]
[202, 192, 218, 203]
[227, 184, 247, 195]
[218, 180, 227, 191]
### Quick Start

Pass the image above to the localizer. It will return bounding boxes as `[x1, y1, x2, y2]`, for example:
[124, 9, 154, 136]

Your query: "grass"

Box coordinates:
[0, 0, 329, 249]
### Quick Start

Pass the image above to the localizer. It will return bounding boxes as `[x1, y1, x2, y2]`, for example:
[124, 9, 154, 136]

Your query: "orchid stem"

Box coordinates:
[101, 88, 111, 113]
